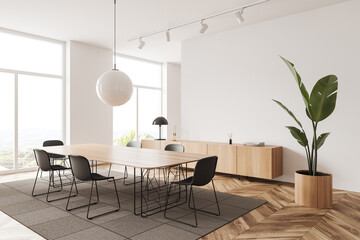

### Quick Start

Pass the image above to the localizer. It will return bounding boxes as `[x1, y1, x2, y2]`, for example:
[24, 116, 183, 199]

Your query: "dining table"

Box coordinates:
[41, 143, 209, 217]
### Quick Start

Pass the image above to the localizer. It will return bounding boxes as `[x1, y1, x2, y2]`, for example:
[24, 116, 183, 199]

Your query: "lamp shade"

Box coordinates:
[152, 117, 168, 126]
[96, 70, 133, 106]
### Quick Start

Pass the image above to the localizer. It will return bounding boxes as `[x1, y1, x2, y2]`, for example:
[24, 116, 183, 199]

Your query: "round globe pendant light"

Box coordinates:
[96, 0, 133, 106]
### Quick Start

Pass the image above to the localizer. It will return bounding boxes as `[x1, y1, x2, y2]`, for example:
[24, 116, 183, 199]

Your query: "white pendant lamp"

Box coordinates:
[96, 0, 133, 106]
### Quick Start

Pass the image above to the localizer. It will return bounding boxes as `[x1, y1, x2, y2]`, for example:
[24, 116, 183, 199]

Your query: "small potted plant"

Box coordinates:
[273, 56, 338, 208]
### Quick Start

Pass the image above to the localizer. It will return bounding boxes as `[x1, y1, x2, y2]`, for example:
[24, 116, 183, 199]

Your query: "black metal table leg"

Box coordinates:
[133, 167, 137, 215]
[186, 163, 188, 200]
[140, 168, 144, 217]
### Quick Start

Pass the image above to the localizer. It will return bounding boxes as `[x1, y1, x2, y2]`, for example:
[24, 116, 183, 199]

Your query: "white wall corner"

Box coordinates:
[66, 40, 113, 145]
[65, 41, 71, 145]
[163, 62, 181, 140]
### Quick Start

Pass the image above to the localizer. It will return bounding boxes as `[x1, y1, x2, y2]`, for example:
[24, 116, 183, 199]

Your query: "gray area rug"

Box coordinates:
[0, 170, 266, 240]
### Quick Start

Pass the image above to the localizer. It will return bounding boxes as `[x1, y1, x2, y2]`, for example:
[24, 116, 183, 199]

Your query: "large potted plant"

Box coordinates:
[273, 56, 338, 208]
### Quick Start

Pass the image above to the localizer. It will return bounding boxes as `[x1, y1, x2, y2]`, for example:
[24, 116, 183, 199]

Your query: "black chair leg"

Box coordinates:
[164, 184, 197, 227]
[32, 168, 68, 197]
[66, 177, 79, 210]
[87, 178, 120, 220]
[113, 177, 121, 209]
[32, 168, 44, 196]
[94, 180, 100, 202]
[188, 180, 220, 216]
[86, 181, 95, 219]
[65, 179, 73, 210]
[212, 180, 221, 215]
[67, 181, 99, 212]
[67, 177, 120, 220]
[46, 170, 77, 202]
[190, 186, 198, 227]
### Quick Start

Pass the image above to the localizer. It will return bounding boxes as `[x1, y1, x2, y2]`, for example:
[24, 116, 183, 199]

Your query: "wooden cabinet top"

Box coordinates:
[142, 139, 282, 149]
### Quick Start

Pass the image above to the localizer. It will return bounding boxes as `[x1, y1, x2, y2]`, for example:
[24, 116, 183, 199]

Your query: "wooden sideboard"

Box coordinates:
[141, 139, 283, 180]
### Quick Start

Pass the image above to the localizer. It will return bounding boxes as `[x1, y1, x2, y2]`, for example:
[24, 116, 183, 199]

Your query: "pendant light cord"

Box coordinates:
[113, 0, 117, 70]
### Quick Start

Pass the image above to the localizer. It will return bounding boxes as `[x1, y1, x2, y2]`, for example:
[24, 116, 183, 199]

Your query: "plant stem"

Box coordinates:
[304, 147, 310, 172]
[302, 130, 311, 174]
[309, 127, 315, 176]
[313, 122, 318, 176]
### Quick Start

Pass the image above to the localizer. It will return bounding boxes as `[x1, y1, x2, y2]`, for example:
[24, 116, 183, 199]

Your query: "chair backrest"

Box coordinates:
[68, 155, 92, 181]
[164, 144, 184, 152]
[126, 141, 142, 148]
[43, 140, 64, 147]
[192, 156, 218, 186]
[33, 149, 52, 171]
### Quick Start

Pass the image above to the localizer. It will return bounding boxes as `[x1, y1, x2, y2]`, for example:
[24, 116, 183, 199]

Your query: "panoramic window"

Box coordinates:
[113, 56, 162, 146]
[0, 30, 64, 172]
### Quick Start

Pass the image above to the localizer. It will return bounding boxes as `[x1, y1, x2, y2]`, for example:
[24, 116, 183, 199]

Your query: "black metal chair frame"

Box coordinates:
[164, 156, 221, 227]
[66, 155, 121, 220]
[32, 149, 78, 202]
[41, 140, 69, 184]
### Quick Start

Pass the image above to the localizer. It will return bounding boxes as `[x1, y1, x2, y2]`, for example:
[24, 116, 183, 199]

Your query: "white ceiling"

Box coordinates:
[0, 0, 347, 63]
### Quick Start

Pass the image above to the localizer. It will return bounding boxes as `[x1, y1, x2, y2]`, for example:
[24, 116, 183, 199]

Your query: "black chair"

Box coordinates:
[108, 141, 142, 185]
[66, 155, 120, 220]
[32, 149, 77, 202]
[164, 156, 220, 227]
[164, 144, 184, 152]
[165, 144, 185, 183]
[43, 140, 66, 159]
[42, 140, 68, 178]
[126, 140, 142, 148]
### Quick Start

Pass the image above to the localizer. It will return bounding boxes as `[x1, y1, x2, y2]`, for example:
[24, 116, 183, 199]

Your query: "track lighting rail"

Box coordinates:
[128, 0, 268, 45]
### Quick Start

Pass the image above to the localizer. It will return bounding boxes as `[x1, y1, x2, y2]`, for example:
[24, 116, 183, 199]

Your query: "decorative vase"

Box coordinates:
[295, 170, 332, 208]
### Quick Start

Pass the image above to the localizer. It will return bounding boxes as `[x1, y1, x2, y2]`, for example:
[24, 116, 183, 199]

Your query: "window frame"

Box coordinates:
[114, 54, 163, 142]
[0, 28, 66, 174]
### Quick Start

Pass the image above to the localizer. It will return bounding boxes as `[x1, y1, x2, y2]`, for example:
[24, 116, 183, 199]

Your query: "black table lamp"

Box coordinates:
[152, 116, 168, 140]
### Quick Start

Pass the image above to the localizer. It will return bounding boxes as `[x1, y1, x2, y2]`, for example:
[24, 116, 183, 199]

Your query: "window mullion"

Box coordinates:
[136, 87, 139, 141]
[14, 73, 18, 169]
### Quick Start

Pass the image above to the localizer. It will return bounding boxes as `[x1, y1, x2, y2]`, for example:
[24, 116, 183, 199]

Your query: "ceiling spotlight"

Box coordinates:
[199, 19, 208, 34]
[235, 9, 244, 24]
[166, 29, 170, 42]
[138, 38, 145, 49]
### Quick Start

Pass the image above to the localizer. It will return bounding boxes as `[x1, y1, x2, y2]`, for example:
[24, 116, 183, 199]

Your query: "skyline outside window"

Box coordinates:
[0, 30, 64, 172]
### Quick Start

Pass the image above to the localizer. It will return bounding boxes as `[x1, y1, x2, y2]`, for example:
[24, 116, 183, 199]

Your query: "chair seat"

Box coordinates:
[172, 176, 193, 185]
[91, 173, 111, 181]
[52, 165, 71, 171]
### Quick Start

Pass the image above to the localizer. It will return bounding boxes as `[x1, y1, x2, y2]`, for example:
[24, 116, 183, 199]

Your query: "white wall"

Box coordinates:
[181, 0, 360, 191]
[163, 63, 182, 139]
[66, 41, 113, 145]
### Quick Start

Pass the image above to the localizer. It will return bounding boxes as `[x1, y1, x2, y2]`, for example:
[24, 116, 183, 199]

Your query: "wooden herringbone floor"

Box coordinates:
[199, 173, 360, 240]
[1, 168, 358, 239]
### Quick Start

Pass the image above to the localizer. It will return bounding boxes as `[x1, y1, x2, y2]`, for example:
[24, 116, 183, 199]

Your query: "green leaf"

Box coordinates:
[309, 75, 338, 122]
[280, 56, 310, 112]
[273, 99, 303, 128]
[316, 132, 330, 150]
[305, 107, 312, 120]
[285, 126, 308, 147]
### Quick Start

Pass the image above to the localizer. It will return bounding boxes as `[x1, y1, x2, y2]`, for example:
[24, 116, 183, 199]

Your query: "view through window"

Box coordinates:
[113, 56, 162, 146]
[0, 30, 64, 172]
